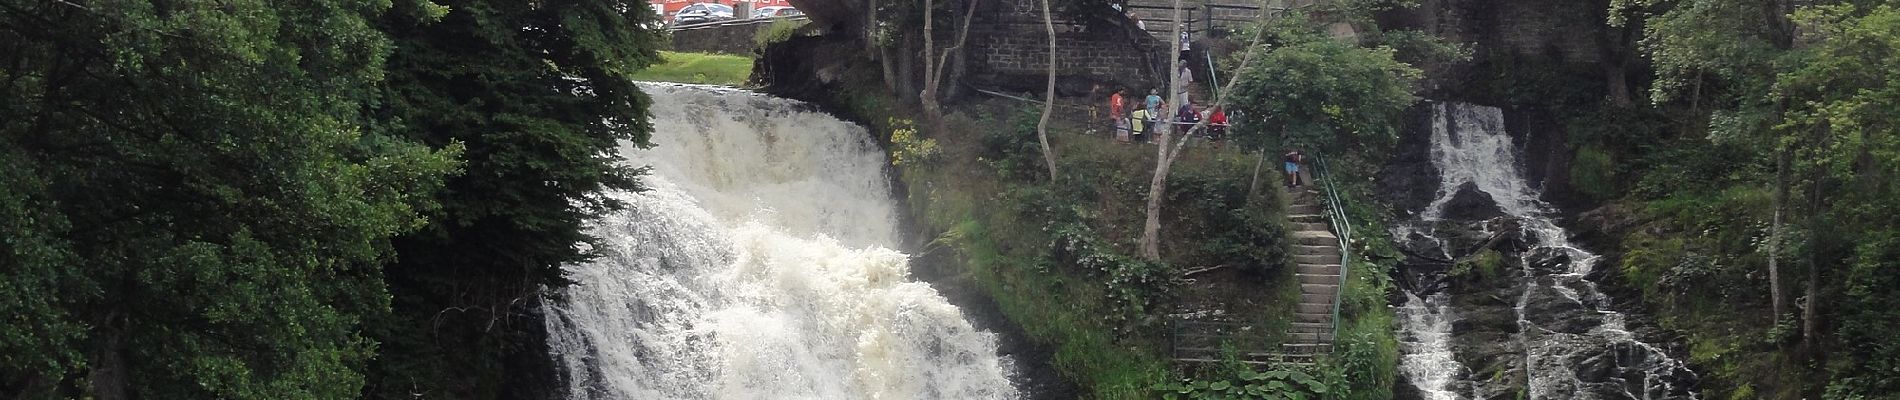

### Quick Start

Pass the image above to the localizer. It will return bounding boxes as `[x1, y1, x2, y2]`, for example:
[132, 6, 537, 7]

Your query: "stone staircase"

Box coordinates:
[1283, 188, 1341, 360]
[1165, 187, 1343, 367]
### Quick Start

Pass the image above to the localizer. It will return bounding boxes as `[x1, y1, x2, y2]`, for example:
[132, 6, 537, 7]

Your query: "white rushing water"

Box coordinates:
[542, 83, 1018, 400]
[1398, 292, 1462, 400]
[1397, 102, 1697, 399]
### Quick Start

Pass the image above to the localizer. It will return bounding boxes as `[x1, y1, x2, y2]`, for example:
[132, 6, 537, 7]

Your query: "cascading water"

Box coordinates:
[1394, 102, 1698, 399]
[541, 83, 1018, 399]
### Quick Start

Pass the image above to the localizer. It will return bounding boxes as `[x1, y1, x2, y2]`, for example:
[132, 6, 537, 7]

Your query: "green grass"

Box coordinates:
[631, 51, 753, 86]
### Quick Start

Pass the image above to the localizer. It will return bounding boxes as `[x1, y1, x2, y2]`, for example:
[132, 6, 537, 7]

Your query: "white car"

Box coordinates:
[752, 6, 803, 18]
[673, 3, 734, 26]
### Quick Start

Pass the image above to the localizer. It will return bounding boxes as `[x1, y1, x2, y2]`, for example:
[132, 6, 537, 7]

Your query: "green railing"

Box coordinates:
[1311, 151, 1352, 343]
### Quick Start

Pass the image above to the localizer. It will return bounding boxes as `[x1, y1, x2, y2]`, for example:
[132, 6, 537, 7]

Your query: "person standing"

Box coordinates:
[1109, 88, 1129, 141]
[1130, 106, 1149, 144]
[1144, 88, 1163, 120]
[1206, 105, 1228, 147]
[1175, 100, 1200, 136]
[1284, 148, 1305, 189]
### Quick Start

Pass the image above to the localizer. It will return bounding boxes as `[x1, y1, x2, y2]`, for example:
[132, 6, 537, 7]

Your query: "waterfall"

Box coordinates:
[541, 83, 1019, 400]
[1399, 292, 1462, 400]
[1395, 102, 1698, 399]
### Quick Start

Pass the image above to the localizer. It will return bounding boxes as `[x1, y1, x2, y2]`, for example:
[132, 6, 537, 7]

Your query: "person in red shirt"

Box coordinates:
[1206, 105, 1228, 149]
[1109, 88, 1130, 143]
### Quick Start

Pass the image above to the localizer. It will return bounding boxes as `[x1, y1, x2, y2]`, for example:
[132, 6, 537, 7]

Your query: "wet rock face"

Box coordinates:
[1442, 182, 1507, 220]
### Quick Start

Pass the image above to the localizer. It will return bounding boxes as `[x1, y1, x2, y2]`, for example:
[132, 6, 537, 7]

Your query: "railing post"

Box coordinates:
[1204, 4, 1215, 34]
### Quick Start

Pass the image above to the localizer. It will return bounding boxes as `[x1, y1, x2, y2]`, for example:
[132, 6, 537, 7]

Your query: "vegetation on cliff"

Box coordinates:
[1546, 0, 1900, 397]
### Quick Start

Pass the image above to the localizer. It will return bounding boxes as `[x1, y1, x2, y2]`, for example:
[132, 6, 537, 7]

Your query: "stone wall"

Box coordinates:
[670, 18, 807, 55]
[965, 17, 1167, 93]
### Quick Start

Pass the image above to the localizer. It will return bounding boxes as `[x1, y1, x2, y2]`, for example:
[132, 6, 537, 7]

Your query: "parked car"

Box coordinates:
[673, 3, 734, 26]
[752, 6, 803, 18]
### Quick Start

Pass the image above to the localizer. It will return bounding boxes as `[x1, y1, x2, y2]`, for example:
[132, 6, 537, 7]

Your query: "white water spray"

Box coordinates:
[1396, 102, 1697, 399]
[1399, 292, 1462, 400]
[542, 83, 1018, 400]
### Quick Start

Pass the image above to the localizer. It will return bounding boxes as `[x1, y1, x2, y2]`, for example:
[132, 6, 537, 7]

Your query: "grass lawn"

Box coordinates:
[632, 51, 753, 86]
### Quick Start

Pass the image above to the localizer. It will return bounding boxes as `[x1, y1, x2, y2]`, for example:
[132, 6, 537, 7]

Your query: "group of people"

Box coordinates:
[1104, 86, 1228, 146]
[1100, 83, 1310, 191]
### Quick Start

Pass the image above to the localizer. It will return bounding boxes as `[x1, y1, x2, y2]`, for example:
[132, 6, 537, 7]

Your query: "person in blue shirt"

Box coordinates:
[1145, 89, 1163, 119]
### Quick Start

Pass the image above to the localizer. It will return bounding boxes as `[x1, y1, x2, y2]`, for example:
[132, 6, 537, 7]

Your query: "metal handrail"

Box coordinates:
[1312, 151, 1352, 343]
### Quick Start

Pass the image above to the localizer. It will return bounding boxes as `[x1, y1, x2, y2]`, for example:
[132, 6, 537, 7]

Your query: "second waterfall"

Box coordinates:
[540, 83, 1018, 399]
[1393, 102, 1700, 399]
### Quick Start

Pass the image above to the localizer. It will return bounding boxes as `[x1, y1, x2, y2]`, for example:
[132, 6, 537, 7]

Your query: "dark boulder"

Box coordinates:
[1442, 182, 1508, 220]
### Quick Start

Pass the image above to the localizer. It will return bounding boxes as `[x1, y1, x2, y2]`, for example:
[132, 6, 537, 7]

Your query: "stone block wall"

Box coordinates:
[966, 21, 1167, 92]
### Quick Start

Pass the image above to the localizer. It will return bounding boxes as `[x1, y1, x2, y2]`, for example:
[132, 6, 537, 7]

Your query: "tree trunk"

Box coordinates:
[1035, 0, 1059, 180]
[922, 0, 979, 124]
[869, 0, 897, 93]
[1769, 146, 1789, 321]
[1249, 148, 1267, 197]
[1138, 0, 1271, 259]
[1801, 172, 1823, 350]
[88, 318, 128, 400]
[922, 0, 937, 119]
[1138, 0, 1188, 259]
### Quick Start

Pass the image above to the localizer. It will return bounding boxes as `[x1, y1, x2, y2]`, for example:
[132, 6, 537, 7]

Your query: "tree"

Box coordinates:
[1139, 9, 1422, 259]
[0, 0, 458, 397]
[1610, 0, 1796, 324]
[360, 0, 664, 398]
[922, 0, 979, 123]
[1036, 0, 1060, 179]
[1136, 0, 1192, 259]
[1226, 15, 1420, 156]
[1617, 0, 1900, 393]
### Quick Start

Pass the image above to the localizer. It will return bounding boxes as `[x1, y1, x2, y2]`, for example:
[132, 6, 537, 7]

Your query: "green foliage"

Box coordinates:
[1227, 14, 1423, 155]
[1155, 366, 1334, 400]
[1449, 248, 1504, 281]
[753, 18, 807, 50]
[630, 51, 755, 86]
[1605, 1, 1900, 395]
[888, 118, 942, 167]
[0, 0, 459, 397]
[362, 0, 663, 397]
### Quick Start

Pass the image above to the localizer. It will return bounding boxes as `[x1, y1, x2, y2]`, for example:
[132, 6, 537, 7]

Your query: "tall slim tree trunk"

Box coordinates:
[869, 0, 898, 93]
[1769, 146, 1789, 321]
[922, 0, 979, 124]
[1801, 172, 1823, 350]
[922, 0, 937, 118]
[1249, 148, 1267, 197]
[1138, 0, 1188, 259]
[1035, 0, 1058, 180]
[1138, 0, 1271, 259]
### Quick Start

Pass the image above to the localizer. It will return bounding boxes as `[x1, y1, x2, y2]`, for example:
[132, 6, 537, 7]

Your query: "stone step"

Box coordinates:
[1287, 332, 1328, 343]
[1299, 293, 1333, 305]
[1286, 204, 1322, 215]
[1289, 222, 1330, 231]
[1289, 322, 1332, 334]
[1282, 343, 1334, 354]
[1297, 264, 1340, 276]
[1295, 303, 1333, 315]
[1297, 274, 1341, 285]
[1299, 284, 1338, 295]
[1292, 254, 1337, 265]
[1291, 231, 1338, 246]
[1292, 245, 1340, 257]
[1294, 312, 1332, 323]
[1288, 213, 1326, 223]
